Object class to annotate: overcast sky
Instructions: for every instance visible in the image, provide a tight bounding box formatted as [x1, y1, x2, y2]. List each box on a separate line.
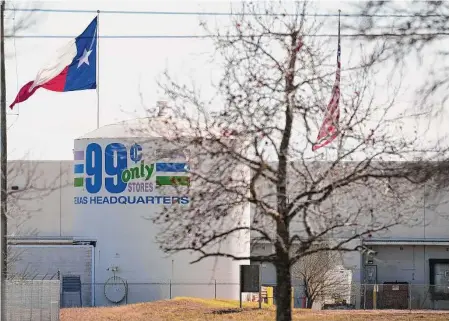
[3, 0, 445, 160]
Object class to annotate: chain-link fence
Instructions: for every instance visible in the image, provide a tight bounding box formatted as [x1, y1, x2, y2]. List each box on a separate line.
[3, 279, 440, 312]
[290, 283, 449, 310]
[360, 284, 449, 310]
[54, 281, 447, 310]
[6, 279, 60, 321]
[69, 282, 241, 307]
[4, 279, 449, 319]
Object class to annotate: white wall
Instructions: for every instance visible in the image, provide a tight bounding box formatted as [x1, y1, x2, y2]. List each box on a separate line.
[366, 245, 449, 309]
[10, 160, 448, 249]
[7, 153, 249, 303]
[8, 161, 73, 237]
[9, 157, 449, 307]
[250, 161, 449, 244]
[368, 245, 449, 284]
[71, 136, 249, 301]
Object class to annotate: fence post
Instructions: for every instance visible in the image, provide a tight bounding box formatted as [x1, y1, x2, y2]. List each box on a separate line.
[169, 280, 172, 299]
[363, 284, 366, 310]
[125, 281, 128, 304]
[214, 280, 217, 300]
[409, 284, 412, 311]
[58, 270, 62, 309]
[30, 279, 34, 319]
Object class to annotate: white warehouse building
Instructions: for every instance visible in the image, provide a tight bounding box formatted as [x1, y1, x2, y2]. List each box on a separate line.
[6, 116, 449, 310]
[7, 116, 250, 307]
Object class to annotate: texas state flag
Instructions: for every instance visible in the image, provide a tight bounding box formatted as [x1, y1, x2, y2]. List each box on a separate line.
[10, 17, 97, 109]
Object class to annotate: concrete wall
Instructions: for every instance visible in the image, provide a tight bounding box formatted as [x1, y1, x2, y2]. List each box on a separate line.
[6, 279, 60, 321]
[8, 245, 93, 307]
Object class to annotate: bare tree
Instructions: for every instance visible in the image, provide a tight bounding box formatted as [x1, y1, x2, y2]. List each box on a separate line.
[131, 2, 449, 321]
[346, 1, 449, 117]
[6, 200, 34, 279]
[291, 242, 350, 309]
[2, 1, 42, 60]
[4, 2, 40, 35]
[0, 1, 43, 277]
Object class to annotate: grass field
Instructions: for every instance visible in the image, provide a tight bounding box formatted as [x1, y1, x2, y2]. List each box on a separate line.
[60, 297, 449, 321]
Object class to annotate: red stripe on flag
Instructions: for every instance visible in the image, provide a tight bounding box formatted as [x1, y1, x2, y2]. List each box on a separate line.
[312, 38, 341, 151]
[41, 66, 69, 92]
[9, 66, 69, 109]
[9, 81, 42, 109]
[312, 81, 340, 151]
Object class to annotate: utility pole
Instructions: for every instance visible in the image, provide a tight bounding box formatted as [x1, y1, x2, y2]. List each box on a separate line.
[0, 1, 7, 319]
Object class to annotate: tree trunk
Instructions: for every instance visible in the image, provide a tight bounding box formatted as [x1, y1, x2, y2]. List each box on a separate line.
[275, 258, 292, 321]
[306, 297, 314, 309]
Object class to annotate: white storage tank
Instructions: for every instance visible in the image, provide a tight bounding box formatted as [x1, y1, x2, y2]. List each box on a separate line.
[72, 115, 250, 306]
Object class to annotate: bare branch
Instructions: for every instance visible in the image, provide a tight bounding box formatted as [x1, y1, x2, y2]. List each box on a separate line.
[132, 2, 449, 320]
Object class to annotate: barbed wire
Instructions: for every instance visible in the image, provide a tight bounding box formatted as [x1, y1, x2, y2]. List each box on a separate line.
[4, 32, 449, 39]
[4, 7, 449, 18]
[5, 7, 449, 39]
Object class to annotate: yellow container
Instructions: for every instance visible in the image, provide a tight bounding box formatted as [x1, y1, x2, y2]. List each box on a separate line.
[264, 286, 294, 308]
[267, 287, 274, 306]
[291, 287, 295, 309]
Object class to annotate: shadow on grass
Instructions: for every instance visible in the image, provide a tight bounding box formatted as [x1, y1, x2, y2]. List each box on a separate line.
[210, 308, 263, 315]
[211, 308, 243, 315]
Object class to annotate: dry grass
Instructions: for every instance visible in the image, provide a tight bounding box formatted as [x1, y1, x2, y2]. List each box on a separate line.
[60, 297, 449, 321]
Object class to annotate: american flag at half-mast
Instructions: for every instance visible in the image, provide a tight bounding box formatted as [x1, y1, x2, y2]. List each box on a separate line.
[312, 12, 341, 151]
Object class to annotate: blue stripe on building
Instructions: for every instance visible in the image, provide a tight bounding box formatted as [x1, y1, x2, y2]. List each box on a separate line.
[74, 164, 84, 174]
[156, 163, 187, 172]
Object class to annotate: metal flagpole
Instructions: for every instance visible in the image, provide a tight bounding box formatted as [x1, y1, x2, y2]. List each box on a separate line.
[96, 10, 100, 129]
[336, 9, 342, 158]
[0, 1, 7, 319]
[318, 9, 341, 159]
[326, 10, 341, 161]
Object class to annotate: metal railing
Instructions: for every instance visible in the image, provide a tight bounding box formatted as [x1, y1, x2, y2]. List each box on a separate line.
[71, 281, 241, 307]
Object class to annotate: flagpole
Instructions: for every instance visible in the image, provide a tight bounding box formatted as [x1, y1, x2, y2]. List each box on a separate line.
[326, 10, 341, 161]
[96, 10, 100, 129]
[338, 10, 341, 48]
[336, 9, 342, 158]
[0, 1, 7, 320]
[313, 9, 341, 155]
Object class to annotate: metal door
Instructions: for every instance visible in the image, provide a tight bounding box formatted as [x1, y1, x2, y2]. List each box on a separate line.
[364, 265, 377, 284]
[434, 263, 449, 294]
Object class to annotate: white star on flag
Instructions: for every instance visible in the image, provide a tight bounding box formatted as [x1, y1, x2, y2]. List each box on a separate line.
[77, 49, 92, 68]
